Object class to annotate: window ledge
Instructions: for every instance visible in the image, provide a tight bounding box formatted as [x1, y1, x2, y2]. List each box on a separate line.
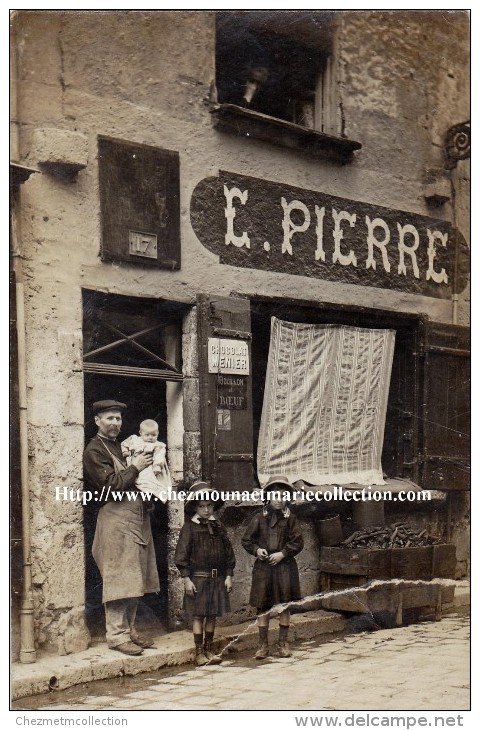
[211, 104, 362, 163]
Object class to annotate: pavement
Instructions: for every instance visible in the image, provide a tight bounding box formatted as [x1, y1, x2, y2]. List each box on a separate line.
[12, 579, 469, 704]
[13, 610, 470, 712]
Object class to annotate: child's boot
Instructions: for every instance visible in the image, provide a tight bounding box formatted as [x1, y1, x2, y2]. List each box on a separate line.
[255, 626, 269, 660]
[276, 625, 292, 658]
[203, 632, 222, 665]
[194, 633, 209, 667]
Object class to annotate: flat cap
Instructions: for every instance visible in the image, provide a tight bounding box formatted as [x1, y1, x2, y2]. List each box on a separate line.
[92, 400, 127, 415]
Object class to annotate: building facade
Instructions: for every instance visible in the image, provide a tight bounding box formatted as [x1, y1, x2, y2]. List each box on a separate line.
[10, 10, 470, 661]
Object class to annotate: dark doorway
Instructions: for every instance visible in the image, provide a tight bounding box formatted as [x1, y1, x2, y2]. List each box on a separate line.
[83, 374, 169, 638]
[82, 290, 187, 640]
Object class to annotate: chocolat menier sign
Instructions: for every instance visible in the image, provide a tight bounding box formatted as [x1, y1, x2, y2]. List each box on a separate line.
[190, 171, 468, 299]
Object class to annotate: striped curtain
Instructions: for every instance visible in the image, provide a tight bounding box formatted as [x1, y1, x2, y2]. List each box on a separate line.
[257, 318, 396, 486]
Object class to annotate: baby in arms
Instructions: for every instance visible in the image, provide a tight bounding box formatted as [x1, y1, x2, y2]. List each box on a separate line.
[121, 419, 172, 502]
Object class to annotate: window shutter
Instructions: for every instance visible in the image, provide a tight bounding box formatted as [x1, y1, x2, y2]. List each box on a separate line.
[197, 294, 255, 491]
[98, 136, 180, 269]
[420, 322, 470, 491]
[382, 327, 421, 483]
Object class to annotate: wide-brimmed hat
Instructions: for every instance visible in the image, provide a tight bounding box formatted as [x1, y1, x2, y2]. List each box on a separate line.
[261, 475, 297, 502]
[185, 480, 225, 508]
[92, 400, 127, 415]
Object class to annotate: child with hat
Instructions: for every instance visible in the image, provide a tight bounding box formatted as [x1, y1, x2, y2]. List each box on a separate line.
[174, 481, 235, 666]
[241, 475, 304, 659]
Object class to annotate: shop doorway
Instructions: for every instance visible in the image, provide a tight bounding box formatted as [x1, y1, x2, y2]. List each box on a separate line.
[82, 290, 186, 639]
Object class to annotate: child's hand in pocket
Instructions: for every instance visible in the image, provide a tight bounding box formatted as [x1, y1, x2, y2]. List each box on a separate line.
[184, 577, 197, 597]
[224, 575, 233, 593]
[268, 552, 284, 565]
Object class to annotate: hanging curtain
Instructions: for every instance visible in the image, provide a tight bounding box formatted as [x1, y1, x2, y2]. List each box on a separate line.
[257, 318, 396, 486]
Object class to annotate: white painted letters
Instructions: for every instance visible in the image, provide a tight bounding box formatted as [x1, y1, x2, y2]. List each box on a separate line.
[315, 205, 326, 262]
[426, 230, 448, 283]
[224, 185, 251, 248]
[365, 216, 391, 272]
[332, 208, 357, 267]
[217, 182, 453, 290]
[281, 198, 311, 255]
[397, 223, 420, 279]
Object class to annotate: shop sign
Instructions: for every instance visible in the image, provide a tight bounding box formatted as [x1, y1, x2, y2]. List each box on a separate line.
[208, 338, 250, 375]
[216, 374, 248, 410]
[190, 171, 469, 299]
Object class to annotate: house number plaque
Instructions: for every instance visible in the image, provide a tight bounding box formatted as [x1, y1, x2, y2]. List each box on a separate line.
[129, 230, 158, 259]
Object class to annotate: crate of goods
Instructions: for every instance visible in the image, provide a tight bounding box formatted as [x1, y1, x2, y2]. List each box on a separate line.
[320, 542, 456, 591]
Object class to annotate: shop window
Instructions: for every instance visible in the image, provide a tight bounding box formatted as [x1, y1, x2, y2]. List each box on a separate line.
[214, 12, 361, 159]
[196, 295, 469, 493]
[251, 301, 470, 492]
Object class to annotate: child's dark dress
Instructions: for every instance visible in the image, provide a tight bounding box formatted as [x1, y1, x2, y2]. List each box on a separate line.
[175, 515, 235, 618]
[242, 507, 304, 611]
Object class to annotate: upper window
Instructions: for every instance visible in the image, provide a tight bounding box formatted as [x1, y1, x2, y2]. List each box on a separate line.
[215, 10, 338, 135]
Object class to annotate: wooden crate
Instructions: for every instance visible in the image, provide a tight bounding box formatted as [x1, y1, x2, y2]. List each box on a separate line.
[321, 572, 367, 592]
[320, 543, 456, 586]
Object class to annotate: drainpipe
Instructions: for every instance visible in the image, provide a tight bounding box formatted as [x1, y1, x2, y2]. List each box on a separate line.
[450, 173, 459, 326]
[11, 193, 37, 663]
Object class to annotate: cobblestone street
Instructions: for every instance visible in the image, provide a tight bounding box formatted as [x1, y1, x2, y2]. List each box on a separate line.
[14, 612, 469, 712]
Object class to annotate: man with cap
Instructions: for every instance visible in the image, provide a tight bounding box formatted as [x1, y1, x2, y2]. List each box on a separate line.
[83, 400, 160, 656]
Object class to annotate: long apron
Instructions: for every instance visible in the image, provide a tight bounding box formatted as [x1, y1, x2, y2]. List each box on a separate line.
[92, 451, 160, 604]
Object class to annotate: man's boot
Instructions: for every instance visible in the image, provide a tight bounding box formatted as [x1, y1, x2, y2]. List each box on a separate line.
[255, 625, 269, 659]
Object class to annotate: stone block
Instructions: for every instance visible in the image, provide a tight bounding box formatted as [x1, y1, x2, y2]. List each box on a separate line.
[453, 582, 470, 607]
[16, 81, 64, 128]
[57, 328, 83, 373]
[291, 611, 346, 641]
[122, 653, 166, 676]
[167, 446, 183, 477]
[56, 607, 91, 655]
[91, 657, 125, 682]
[32, 127, 89, 169]
[424, 179, 451, 206]
[451, 524, 470, 563]
[55, 663, 94, 690]
[62, 374, 84, 426]
[33, 523, 86, 608]
[182, 306, 197, 335]
[182, 332, 198, 377]
[183, 431, 202, 481]
[182, 377, 200, 431]
[12, 667, 52, 700]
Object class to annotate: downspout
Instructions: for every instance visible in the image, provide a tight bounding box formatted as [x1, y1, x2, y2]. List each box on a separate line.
[11, 14, 36, 663]
[450, 172, 459, 325]
[11, 194, 37, 664]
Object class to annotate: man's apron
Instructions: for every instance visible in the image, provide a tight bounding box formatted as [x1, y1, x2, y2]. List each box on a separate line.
[92, 444, 160, 604]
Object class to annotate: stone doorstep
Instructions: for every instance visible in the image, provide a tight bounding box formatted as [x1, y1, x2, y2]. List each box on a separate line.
[11, 583, 469, 702]
[12, 609, 344, 702]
